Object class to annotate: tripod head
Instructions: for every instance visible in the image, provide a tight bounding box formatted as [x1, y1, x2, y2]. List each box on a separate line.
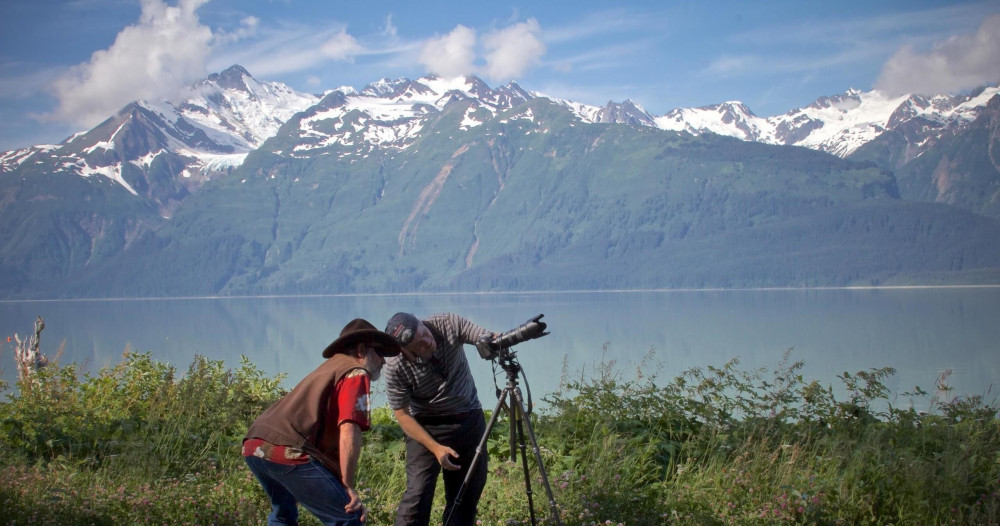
[494, 345, 523, 378]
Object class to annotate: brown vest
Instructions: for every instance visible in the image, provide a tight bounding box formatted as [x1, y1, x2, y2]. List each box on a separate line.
[245, 353, 366, 476]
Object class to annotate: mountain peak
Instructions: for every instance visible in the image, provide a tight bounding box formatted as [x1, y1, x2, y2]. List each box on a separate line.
[361, 77, 413, 97]
[716, 101, 754, 114]
[463, 75, 492, 96]
[206, 65, 253, 93]
[594, 99, 655, 126]
[486, 81, 533, 108]
[808, 90, 863, 112]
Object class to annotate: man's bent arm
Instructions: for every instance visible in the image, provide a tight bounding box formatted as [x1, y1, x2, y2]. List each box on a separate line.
[393, 407, 461, 470]
[340, 421, 364, 513]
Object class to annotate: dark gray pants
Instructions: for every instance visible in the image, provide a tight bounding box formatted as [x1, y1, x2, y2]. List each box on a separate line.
[394, 411, 488, 526]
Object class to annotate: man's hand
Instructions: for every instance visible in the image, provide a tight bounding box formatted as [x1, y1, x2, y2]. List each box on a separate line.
[475, 334, 498, 360]
[345, 487, 367, 522]
[340, 422, 366, 521]
[434, 445, 461, 470]
[394, 407, 462, 470]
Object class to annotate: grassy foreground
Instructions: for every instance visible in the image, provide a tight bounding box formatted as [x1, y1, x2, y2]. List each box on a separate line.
[0, 349, 997, 525]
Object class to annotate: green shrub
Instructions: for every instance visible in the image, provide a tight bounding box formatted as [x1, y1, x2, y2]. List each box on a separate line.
[2, 348, 998, 525]
[1, 350, 284, 477]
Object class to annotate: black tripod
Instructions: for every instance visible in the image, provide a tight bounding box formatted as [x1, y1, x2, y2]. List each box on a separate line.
[445, 348, 564, 526]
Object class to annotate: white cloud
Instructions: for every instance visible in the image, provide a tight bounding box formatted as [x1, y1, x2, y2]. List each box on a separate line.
[210, 25, 334, 77]
[482, 19, 545, 81]
[876, 14, 1000, 96]
[215, 16, 259, 45]
[49, 0, 213, 128]
[704, 55, 764, 77]
[382, 14, 398, 38]
[418, 25, 477, 78]
[321, 30, 363, 61]
[417, 20, 546, 81]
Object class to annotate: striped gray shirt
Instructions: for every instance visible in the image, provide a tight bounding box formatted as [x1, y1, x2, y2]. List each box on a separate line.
[384, 313, 492, 417]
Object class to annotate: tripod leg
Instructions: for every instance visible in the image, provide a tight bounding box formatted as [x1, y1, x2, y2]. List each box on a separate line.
[511, 398, 538, 525]
[511, 387, 564, 526]
[444, 388, 509, 526]
[508, 399, 517, 463]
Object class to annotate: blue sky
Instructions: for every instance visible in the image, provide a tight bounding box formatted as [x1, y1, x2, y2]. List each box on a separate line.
[1, 0, 998, 152]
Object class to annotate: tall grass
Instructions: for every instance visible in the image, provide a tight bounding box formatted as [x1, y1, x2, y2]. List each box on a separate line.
[1, 348, 997, 525]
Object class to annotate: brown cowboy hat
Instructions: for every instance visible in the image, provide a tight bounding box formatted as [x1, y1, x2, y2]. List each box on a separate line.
[322, 318, 402, 359]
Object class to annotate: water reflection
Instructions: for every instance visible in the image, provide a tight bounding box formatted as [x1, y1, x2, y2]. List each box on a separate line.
[2, 288, 998, 410]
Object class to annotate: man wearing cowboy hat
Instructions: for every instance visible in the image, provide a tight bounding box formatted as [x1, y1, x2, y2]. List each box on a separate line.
[243, 318, 402, 526]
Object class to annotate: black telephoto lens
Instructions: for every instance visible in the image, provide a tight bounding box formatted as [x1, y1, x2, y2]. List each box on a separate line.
[495, 314, 548, 349]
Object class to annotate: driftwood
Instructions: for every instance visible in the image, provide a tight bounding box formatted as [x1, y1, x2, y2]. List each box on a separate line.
[14, 316, 49, 383]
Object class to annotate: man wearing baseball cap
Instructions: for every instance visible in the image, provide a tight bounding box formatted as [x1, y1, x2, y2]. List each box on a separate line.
[383, 312, 498, 526]
[243, 318, 401, 525]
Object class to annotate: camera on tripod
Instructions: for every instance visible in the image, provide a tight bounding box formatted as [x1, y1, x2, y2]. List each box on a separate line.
[475, 314, 548, 360]
[447, 312, 563, 526]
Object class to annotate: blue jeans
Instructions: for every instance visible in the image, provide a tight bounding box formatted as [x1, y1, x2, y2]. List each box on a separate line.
[245, 455, 363, 526]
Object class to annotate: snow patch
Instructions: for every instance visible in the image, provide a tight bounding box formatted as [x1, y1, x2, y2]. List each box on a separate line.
[460, 107, 484, 129]
[78, 160, 138, 195]
[197, 153, 248, 171]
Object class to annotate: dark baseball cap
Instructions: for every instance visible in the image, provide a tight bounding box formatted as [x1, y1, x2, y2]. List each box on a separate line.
[385, 312, 420, 347]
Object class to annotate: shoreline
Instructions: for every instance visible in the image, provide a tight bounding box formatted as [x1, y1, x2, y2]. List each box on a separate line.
[4, 283, 1000, 303]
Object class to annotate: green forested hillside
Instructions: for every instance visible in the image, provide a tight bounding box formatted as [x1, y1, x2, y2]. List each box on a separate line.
[0, 168, 162, 296]
[37, 98, 999, 298]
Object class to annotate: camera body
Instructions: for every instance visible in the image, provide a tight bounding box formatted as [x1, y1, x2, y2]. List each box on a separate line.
[476, 314, 548, 359]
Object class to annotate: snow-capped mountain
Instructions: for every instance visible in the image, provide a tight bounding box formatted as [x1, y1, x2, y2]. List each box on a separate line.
[3, 64, 998, 209]
[271, 77, 679, 163]
[0, 65, 319, 215]
[655, 85, 1000, 161]
[286, 72, 997, 167]
[128, 64, 323, 167]
[269, 75, 542, 159]
[655, 101, 766, 142]
[4, 65, 1000, 299]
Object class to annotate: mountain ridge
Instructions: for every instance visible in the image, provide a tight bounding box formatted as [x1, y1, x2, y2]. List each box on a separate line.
[4, 65, 997, 200]
[2, 65, 999, 298]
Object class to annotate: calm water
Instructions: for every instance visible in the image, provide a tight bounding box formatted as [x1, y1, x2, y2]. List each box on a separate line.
[2, 288, 998, 410]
